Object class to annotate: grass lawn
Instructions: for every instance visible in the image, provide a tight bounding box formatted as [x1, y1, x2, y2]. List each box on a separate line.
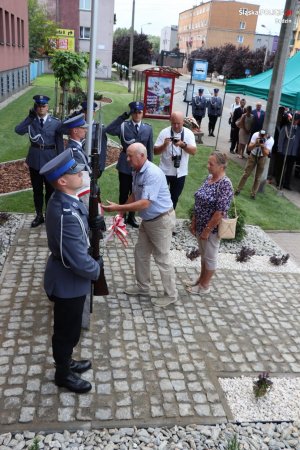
[1, 75, 300, 231]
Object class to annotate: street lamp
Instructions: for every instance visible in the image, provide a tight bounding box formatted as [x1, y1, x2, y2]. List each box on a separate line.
[141, 22, 152, 34]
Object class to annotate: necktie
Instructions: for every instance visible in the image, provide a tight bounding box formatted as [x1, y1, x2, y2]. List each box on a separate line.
[40, 118, 44, 128]
[135, 124, 139, 133]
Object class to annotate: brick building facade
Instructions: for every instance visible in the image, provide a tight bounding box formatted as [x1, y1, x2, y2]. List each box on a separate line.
[0, 0, 29, 102]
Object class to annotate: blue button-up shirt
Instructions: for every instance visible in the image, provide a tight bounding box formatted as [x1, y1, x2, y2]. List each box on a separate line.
[132, 160, 173, 220]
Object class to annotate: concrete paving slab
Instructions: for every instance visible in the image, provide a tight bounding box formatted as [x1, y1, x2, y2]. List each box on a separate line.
[0, 215, 300, 433]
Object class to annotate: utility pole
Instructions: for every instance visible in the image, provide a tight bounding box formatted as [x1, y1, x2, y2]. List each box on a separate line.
[128, 0, 135, 93]
[259, 0, 298, 192]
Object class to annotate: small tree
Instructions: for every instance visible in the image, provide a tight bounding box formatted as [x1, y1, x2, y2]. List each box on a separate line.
[28, 0, 58, 58]
[50, 51, 88, 118]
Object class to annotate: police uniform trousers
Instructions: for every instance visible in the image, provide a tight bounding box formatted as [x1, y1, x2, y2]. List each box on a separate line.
[166, 175, 186, 210]
[193, 115, 203, 128]
[237, 154, 266, 196]
[50, 295, 86, 365]
[118, 172, 133, 204]
[29, 167, 54, 213]
[208, 115, 218, 134]
[135, 210, 177, 298]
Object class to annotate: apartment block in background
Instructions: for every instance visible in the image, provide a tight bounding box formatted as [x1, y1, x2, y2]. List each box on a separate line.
[178, 0, 259, 58]
[39, 0, 114, 79]
[290, 5, 300, 55]
[160, 26, 178, 52]
[0, 0, 29, 102]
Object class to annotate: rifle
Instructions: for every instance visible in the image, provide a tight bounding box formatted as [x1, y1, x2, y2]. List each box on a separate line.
[89, 122, 109, 311]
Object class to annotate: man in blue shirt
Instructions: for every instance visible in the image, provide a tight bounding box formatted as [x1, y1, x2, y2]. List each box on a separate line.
[103, 143, 177, 308]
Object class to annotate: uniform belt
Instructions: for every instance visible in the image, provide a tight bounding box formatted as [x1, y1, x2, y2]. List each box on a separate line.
[144, 207, 174, 222]
[31, 143, 56, 149]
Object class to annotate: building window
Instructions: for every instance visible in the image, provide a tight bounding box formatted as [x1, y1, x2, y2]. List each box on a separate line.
[18, 70, 20, 87]
[80, 26, 90, 39]
[240, 21, 246, 30]
[21, 19, 24, 46]
[237, 35, 244, 44]
[1, 76, 3, 96]
[0, 9, 4, 44]
[79, 0, 91, 10]
[12, 73, 15, 90]
[5, 10, 10, 45]
[17, 17, 21, 46]
[7, 74, 10, 92]
[11, 14, 15, 45]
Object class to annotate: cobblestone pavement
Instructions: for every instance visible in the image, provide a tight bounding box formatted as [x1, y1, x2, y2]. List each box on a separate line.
[1, 214, 300, 433]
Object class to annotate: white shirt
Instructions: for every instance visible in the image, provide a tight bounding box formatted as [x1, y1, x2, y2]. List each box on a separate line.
[250, 132, 274, 157]
[154, 126, 196, 178]
[230, 103, 240, 115]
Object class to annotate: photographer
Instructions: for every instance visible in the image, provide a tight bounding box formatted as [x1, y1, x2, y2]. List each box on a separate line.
[235, 130, 274, 199]
[154, 111, 197, 209]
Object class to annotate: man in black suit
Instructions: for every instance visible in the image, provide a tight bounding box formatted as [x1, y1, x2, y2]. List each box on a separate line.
[251, 102, 265, 135]
[230, 98, 246, 153]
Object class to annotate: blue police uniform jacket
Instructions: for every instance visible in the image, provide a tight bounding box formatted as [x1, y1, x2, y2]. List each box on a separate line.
[44, 190, 100, 298]
[67, 138, 90, 171]
[15, 114, 64, 171]
[105, 115, 153, 175]
[207, 97, 222, 117]
[192, 96, 207, 117]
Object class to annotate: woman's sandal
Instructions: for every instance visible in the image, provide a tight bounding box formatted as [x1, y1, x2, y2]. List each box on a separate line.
[186, 284, 211, 295]
[183, 277, 199, 287]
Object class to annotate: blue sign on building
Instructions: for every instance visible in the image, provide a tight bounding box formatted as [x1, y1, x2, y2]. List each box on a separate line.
[192, 60, 208, 81]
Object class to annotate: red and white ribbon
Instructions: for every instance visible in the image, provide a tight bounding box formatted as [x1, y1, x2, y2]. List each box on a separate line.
[104, 214, 128, 247]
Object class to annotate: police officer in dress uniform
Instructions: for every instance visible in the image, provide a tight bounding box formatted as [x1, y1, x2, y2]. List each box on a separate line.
[15, 95, 64, 227]
[192, 88, 207, 129]
[61, 113, 91, 207]
[40, 149, 101, 393]
[207, 88, 223, 137]
[105, 101, 153, 228]
[80, 101, 108, 178]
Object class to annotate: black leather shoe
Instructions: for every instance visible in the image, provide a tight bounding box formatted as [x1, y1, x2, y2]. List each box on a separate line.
[55, 371, 92, 394]
[31, 214, 44, 228]
[70, 359, 92, 374]
[126, 215, 139, 228]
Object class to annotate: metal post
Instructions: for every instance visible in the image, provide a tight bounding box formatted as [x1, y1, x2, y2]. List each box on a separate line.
[128, 0, 135, 93]
[85, 0, 99, 158]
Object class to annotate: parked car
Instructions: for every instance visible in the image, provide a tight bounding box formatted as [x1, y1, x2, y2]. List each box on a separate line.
[183, 85, 211, 104]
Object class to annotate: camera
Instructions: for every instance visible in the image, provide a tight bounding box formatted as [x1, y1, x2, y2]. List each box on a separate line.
[258, 138, 266, 144]
[172, 154, 181, 168]
[171, 137, 180, 143]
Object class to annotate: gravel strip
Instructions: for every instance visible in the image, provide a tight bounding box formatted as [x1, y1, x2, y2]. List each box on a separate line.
[219, 376, 300, 423]
[1, 422, 300, 449]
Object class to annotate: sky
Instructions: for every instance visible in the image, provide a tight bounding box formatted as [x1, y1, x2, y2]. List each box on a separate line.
[113, 0, 287, 37]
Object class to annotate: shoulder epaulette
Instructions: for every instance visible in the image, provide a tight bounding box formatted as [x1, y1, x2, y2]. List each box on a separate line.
[62, 202, 72, 215]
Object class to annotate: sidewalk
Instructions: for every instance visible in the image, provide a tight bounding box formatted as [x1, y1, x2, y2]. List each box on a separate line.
[0, 214, 300, 433]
